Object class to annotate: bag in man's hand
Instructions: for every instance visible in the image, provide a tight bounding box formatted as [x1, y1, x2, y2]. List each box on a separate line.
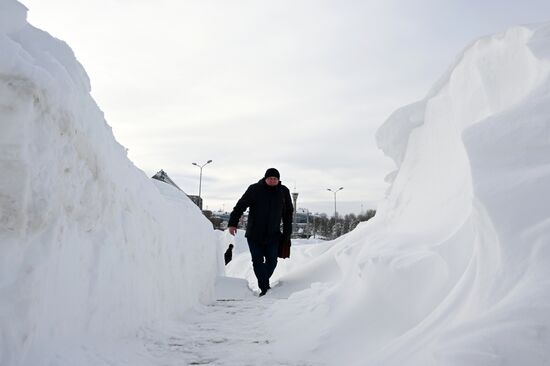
[278, 237, 291, 258]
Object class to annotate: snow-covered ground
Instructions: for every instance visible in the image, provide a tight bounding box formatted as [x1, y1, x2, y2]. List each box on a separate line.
[138, 277, 320, 366]
[2, 0, 550, 365]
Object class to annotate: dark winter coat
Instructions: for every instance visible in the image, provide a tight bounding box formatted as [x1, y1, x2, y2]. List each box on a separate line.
[228, 179, 293, 242]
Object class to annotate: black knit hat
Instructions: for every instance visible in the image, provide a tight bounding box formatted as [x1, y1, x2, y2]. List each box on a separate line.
[264, 168, 280, 179]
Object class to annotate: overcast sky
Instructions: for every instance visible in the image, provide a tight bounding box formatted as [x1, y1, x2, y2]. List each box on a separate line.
[21, 0, 550, 215]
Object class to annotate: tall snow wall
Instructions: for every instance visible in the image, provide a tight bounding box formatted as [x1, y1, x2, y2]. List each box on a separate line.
[0, 1, 219, 365]
[269, 23, 550, 366]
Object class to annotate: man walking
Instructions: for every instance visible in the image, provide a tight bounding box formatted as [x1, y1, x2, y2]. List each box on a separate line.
[228, 168, 293, 296]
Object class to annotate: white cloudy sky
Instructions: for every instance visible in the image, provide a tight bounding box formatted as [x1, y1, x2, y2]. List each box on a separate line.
[21, 0, 550, 215]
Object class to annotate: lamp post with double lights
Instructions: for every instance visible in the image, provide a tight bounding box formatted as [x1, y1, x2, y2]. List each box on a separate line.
[192, 159, 212, 209]
[327, 187, 344, 219]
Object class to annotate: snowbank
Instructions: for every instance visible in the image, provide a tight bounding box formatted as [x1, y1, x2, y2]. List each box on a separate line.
[0, 1, 219, 365]
[266, 23, 550, 365]
[226, 235, 341, 297]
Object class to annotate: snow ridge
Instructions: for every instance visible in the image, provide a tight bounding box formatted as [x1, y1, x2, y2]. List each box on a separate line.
[269, 23, 550, 366]
[0, 2, 219, 365]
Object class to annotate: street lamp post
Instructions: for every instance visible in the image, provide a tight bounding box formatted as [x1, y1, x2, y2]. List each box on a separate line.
[192, 159, 212, 209]
[291, 191, 299, 235]
[327, 187, 344, 219]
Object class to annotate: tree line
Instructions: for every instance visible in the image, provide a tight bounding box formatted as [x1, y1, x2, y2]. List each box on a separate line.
[203, 209, 376, 240]
[308, 209, 376, 239]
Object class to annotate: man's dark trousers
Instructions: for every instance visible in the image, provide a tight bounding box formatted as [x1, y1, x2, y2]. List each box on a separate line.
[247, 238, 279, 292]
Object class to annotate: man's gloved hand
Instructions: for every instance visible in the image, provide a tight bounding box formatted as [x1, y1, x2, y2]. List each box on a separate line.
[228, 226, 237, 236]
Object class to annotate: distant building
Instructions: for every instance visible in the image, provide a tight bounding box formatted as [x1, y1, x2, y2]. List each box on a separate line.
[187, 195, 203, 208]
[151, 169, 203, 208]
[207, 210, 247, 231]
[151, 169, 183, 191]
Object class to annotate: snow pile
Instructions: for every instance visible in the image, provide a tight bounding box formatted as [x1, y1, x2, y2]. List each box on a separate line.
[0, 1, 219, 365]
[265, 24, 550, 365]
[226, 235, 342, 296]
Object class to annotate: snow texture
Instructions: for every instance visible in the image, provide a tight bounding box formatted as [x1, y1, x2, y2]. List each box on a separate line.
[259, 23, 550, 366]
[0, 1, 220, 365]
[139, 277, 318, 366]
[2, 0, 550, 365]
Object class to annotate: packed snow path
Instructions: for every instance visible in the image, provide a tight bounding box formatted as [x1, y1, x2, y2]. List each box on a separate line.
[141, 278, 318, 366]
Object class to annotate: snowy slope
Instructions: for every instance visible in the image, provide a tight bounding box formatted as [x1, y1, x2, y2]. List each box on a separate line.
[265, 24, 550, 365]
[0, 1, 219, 365]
